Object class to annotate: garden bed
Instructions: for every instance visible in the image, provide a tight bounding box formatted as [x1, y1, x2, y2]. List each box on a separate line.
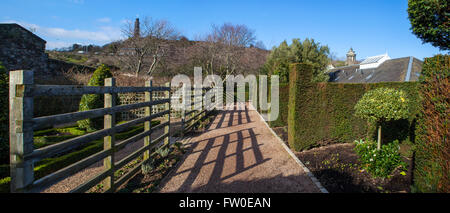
[296, 143, 413, 193]
[115, 143, 186, 193]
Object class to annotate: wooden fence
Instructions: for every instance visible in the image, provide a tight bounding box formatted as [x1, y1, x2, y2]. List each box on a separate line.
[9, 70, 215, 193]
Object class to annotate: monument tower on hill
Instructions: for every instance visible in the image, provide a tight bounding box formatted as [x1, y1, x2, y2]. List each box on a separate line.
[134, 18, 140, 38]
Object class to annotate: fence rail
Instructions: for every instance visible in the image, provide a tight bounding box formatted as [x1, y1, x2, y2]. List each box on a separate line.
[9, 70, 216, 193]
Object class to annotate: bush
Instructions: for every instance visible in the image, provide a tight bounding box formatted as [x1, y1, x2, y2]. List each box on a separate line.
[287, 63, 420, 151]
[77, 64, 113, 131]
[354, 139, 407, 178]
[413, 54, 449, 193]
[0, 62, 8, 165]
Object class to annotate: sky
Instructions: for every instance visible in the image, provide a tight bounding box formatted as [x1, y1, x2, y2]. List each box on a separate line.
[1, 0, 446, 60]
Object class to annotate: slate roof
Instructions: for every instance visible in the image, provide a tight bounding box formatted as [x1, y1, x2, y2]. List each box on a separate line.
[328, 57, 423, 83]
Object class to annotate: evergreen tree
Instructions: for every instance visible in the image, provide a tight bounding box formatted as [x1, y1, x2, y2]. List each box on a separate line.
[262, 38, 330, 83]
[408, 0, 449, 51]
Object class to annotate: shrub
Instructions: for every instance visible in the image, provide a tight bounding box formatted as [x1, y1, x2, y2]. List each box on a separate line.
[77, 64, 113, 131]
[413, 54, 449, 193]
[0, 62, 8, 165]
[355, 87, 411, 150]
[354, 139, 407, 178]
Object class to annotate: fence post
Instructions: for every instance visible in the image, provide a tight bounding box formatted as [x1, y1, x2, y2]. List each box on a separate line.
[164, 82, 171, 145]
[103, 78, 116, 192]
[144, 80, 152, 160]
[9, 70, 34, 193]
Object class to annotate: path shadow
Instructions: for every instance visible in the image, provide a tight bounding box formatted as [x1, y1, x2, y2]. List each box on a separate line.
[191, 174, 314, 193]
[214, 104, 252, 130]
[159, 127, 270, 192]
[158, 104, 275, 193]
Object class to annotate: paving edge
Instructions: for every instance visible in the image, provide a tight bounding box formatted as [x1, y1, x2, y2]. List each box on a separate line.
[253, 106, 329, 193]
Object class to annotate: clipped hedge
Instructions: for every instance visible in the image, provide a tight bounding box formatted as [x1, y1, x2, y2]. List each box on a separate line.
[0, 62, 8, 165]
[287, 63, 420, 151]
[268, 83, 289, 127]
[78, 64, 113, 131]
[413, 55, 449, 193]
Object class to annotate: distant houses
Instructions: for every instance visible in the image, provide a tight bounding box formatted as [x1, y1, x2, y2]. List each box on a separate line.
[328, 48, 423, 83]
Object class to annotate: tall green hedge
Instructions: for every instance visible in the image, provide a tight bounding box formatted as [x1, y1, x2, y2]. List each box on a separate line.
[0, 62, 8, 165]
[413, 55, 449, 193]
[77, 64, 113, 131]
[268, 83, 289, 128]
[287, 63, 420, 151]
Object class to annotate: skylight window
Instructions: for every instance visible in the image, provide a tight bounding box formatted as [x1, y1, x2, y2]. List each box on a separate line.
[348, 75, 354, 80]
[365, 74, 373, 80]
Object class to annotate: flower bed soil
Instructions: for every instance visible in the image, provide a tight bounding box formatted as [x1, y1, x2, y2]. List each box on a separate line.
[295, 143, 413, 193]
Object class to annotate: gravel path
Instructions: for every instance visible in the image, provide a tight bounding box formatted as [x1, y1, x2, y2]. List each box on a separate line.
[157, 103, 321, 193]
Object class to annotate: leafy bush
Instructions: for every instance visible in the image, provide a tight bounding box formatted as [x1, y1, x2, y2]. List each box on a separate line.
[355, 87, 411, 149]
[413, 54, 449, 193]
[354, 139, 407, 178]
[77, 64, 113, 131]
[0, 62, 8, 165]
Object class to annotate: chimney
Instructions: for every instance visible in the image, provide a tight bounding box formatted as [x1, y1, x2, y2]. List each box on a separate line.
[134, 18, 140, 38]
[346, 48, 356, 66]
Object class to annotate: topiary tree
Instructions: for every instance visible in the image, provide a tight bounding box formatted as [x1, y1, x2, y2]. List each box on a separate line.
[0, 62, 8, 164]
[77, 64, 113, 131]
[354, 87, 411, 150]
[407, 0, 449, 51]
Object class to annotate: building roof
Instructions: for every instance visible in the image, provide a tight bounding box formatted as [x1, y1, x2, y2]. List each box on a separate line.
[328, 56, 423, 83]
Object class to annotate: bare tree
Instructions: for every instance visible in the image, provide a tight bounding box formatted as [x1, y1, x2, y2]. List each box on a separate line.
[195, 23, 257, 81]
[119, 17, 180, 77]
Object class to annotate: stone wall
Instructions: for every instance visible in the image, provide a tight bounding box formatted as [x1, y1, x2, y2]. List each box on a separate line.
[0, 24, 51, 75]
[0, 23, 97, 77]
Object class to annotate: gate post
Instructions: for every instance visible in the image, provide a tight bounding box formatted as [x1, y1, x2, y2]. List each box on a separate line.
[103, 77, 116, 192]
[9, 70, 34, 193]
